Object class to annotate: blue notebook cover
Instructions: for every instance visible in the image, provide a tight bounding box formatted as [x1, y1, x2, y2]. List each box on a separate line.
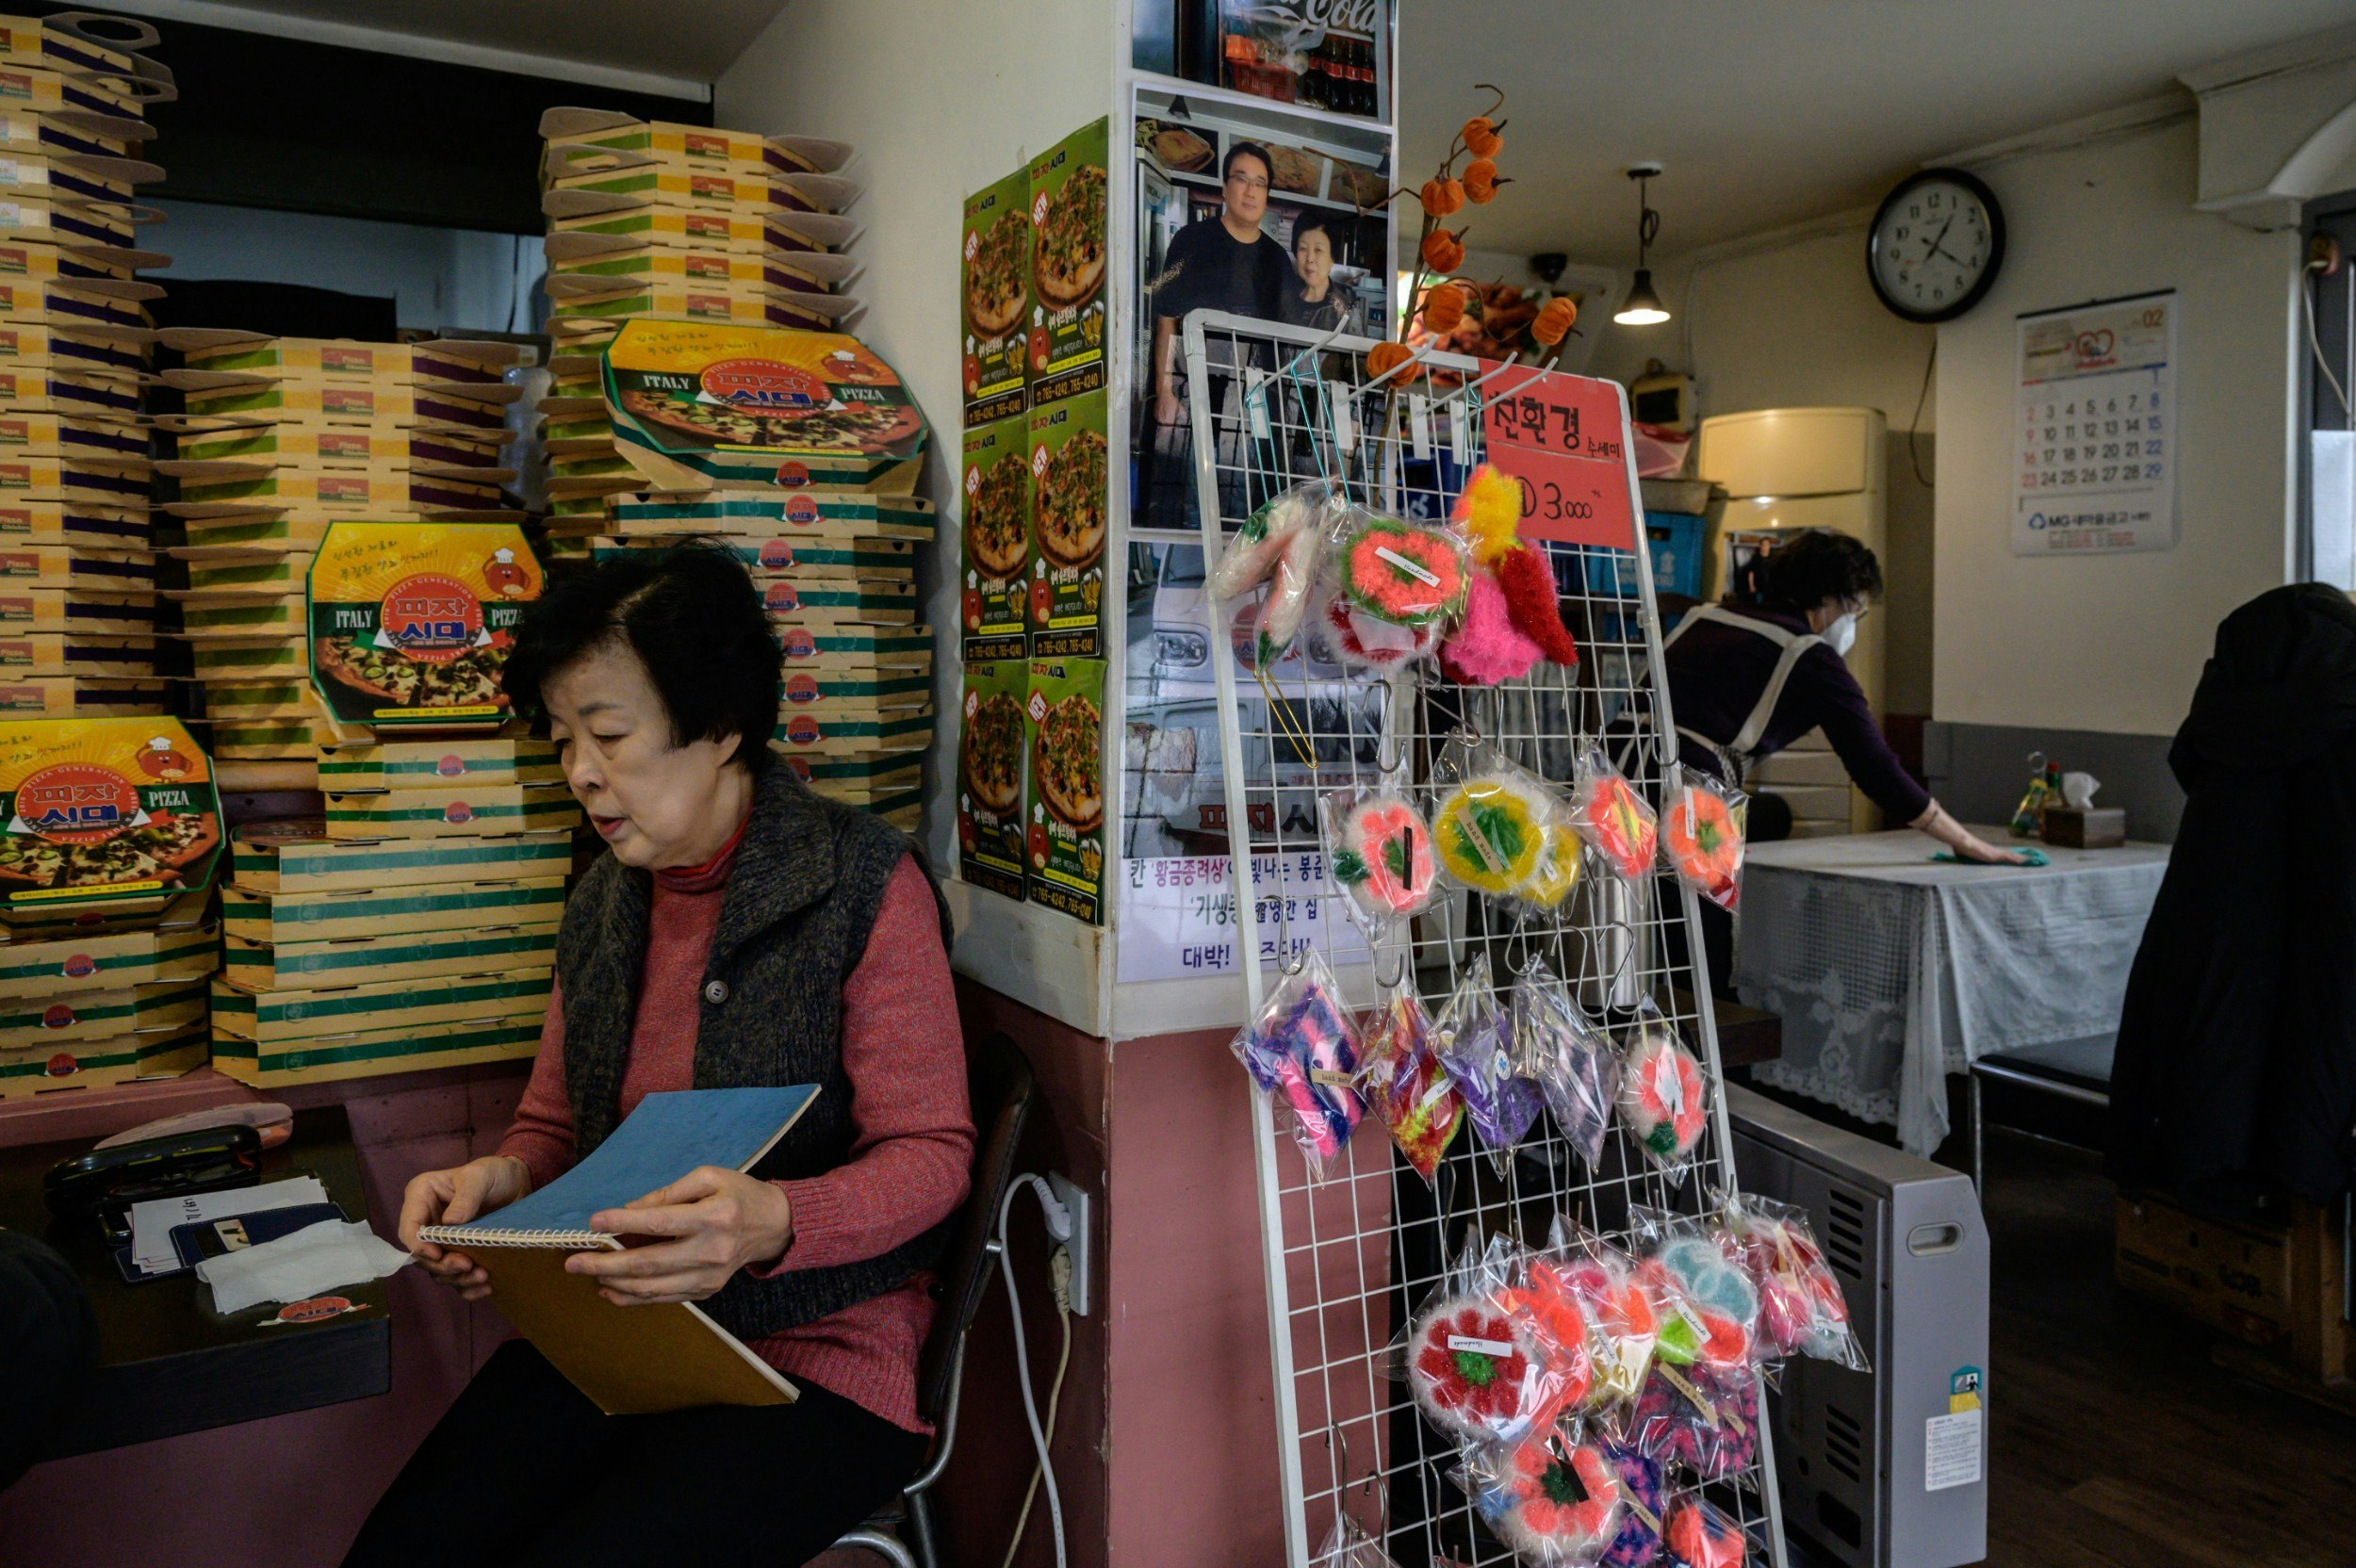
[426, 1086, 818, 1244]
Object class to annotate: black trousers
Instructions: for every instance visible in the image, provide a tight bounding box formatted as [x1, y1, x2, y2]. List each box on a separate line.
[341, 1339, 928, 1568]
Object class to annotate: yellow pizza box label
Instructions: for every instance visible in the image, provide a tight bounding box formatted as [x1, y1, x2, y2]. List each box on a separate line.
[0, 714, 220, 916]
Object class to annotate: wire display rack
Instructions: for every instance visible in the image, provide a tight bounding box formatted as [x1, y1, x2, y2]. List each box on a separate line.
[1176, 310, 1789, 1568]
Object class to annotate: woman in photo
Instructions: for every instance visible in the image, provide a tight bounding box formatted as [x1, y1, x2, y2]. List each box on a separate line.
[1278, 215, 1355, 336]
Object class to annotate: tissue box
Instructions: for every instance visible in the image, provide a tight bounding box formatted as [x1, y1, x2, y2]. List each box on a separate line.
[2041, 806, 2125, 849]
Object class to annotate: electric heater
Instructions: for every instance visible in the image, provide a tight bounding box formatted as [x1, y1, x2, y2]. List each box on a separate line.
[1727, 1085, 1990, 1568]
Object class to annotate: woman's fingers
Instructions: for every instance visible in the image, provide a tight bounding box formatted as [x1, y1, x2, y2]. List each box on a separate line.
[614, 1165, 728, 1217]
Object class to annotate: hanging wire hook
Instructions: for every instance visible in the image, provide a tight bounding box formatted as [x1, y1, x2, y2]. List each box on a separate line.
[1374, 944, 1409, 991]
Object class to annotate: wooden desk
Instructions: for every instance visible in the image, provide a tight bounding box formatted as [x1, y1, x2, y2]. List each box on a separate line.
[0, 1103, 391, 1457]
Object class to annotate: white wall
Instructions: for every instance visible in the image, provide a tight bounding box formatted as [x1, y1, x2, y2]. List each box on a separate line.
[153, 200, 539, 334]
[1934, 115, 2298, 735]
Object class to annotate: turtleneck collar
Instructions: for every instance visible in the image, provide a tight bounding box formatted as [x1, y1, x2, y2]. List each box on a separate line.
[653, 810, 749, 894]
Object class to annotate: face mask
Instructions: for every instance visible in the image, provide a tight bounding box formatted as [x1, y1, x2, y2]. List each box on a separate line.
[1824, 612, 1857, 657]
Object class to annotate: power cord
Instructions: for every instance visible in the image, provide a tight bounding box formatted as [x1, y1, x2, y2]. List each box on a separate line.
[1000, 1247, 1072, 1568]
[996, 1175, 1072, 1568]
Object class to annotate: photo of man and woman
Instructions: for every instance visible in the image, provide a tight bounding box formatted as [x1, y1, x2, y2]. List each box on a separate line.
[1132, 96, 1392, 533]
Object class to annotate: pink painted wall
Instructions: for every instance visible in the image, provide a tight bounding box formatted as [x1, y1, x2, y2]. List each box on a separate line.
[0, 1063, 527, 1568]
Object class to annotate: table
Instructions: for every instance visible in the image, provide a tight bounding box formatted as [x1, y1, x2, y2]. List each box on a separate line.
[0, 1103, 391, 1457]
[1731, 827, 2168, 1157]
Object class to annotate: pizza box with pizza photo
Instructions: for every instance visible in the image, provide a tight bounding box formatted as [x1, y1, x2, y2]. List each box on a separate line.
[1027, 118, 1107, 406]
[962, 167, 1030, 427]
[224, 874, 567, 948]
[957, 659, 1027, 904]
[0, 499, 151, 547]
[606, 487, 932, 543]
[229, 819, 572, 896]
[599, 320, 929, 495]
[1027, 388, 1106, 659]
[768, 705, 933, 760]
[305, 520, 543, 735]
[961, 412, 1028, 658]
[0, 677, 170, 718]
[1024, 657, 1106, 923]
[0, 715, 223, 928]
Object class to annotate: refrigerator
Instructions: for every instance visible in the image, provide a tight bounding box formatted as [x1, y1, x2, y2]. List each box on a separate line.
[1694, 407, 1889, 836]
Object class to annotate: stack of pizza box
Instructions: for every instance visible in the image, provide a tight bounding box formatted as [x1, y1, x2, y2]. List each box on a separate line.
[206, 519, 577, 1088]
[597, 488, 932, 828]
[534, 109, 863, 550]
[153, 334, 523, 763]
[0, 13, 179, 720]
[0, 716, 221, 1098]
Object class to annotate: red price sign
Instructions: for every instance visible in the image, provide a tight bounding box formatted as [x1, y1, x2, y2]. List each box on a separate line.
[1479, 365, 1637, 550]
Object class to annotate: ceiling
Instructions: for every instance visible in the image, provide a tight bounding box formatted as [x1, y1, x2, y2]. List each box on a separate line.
[101, 0, 791, 87]
[1399, 0, 2356, 264]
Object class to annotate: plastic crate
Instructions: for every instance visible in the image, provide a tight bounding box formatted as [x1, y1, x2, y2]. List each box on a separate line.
[1574, 509, 1705, 598]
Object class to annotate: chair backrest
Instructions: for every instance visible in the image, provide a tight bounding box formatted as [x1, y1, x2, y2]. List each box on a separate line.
[916, 1030, 1036, 1423]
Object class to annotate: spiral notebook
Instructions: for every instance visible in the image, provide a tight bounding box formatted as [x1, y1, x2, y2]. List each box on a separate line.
[419, 1085, 819, 1414]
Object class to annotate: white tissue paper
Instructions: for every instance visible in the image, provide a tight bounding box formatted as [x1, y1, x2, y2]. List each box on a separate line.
[2060, 772, 2100, 809]
[195, 1217, 412, 1315]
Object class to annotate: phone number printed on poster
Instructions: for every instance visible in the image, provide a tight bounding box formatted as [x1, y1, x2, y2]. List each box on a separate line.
[2011, 291, 2177, 556]
[1478, 365, 1637, 551]
[1116, 852, 1368, 983]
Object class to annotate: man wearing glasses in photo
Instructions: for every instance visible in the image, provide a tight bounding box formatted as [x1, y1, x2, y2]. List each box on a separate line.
[1149, 140, 1293, 432]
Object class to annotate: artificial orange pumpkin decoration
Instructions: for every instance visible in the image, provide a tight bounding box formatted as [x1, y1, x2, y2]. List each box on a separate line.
[1421, 228, 1466, 274]
[1531, 295, 1579, 347]
[1463, 158, 1502, 204]
[1462, 116, 1504, 160]
[1365, 341, 1415, 382]
[1422, 282, 1468, 335]
[1420, 176, 1464, 218]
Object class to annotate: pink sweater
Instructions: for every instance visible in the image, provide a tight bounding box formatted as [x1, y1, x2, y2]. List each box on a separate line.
[498, 843, 973, 1433]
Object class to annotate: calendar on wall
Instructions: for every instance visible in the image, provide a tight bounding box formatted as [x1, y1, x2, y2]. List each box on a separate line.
[2011, 288, 2178, 555]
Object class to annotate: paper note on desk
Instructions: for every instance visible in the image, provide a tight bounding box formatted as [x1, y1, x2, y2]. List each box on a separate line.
[129, 1176, 329, 1276]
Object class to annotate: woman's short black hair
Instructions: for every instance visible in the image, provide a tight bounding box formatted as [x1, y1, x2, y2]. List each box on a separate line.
[502, 542, 778, 769]
[1223, 140, 1273, 187]
[1291, 215, 1337, 255]
[1762, 529, 1884, 612]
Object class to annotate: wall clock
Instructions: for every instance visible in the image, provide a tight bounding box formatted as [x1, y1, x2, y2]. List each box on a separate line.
[1867, 168, 2004, 323]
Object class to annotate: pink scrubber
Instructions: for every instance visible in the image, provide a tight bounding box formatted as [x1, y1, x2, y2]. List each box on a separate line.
[1497, 545, 1579, 666]
[1439, 571, 1541, 685]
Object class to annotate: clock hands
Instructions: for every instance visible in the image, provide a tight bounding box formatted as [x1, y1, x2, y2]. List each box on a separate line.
[1922, 213, 1960, 267]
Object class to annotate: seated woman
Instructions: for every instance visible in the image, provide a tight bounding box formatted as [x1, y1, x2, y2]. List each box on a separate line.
[345, 545, 973, 1568]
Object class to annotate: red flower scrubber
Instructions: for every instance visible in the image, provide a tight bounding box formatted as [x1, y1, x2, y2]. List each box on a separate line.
[1497, 544, 1579, 666]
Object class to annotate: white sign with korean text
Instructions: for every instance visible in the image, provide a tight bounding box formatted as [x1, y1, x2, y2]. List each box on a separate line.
[2011, 290, 2178, 555]
[1115, 851, 1368, 983]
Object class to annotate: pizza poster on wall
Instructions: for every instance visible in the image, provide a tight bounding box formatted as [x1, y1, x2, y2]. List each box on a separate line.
[961, 168, 1031, 427]
[957, 659, 1026, 904]
[1026, 656, 1105, 923]
[307, 522, 541, 732]
[1028, 388, 1106, 658]
[960, 414, 1030, 661]
[1027, 118, 1108, 406]
[0, 715, 222, 917]
[2011, 289, 2178, 556]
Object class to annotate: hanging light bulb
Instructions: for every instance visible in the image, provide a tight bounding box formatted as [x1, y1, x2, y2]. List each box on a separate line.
[1614, 163, 1671, 326]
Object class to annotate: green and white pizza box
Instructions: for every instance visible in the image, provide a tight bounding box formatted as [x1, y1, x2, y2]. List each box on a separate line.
[609, 487, 933, 542]
[210, 1012, 543, 1089]
[757, 578, 916, 627]
[0, 975, 205, 1050]
[321, 784, 581, 841]
[209, 966, 552, 1045]
[768, 706, 933, 759]
[317, 735, 560, 792]
[224, 921, 557, 992]
[230, 821, 573, 895]
[224, 875, 567, 946]
[776, 669, 931, 713]
[0, 912, 218, 1000]
[774, 623, 931, 671]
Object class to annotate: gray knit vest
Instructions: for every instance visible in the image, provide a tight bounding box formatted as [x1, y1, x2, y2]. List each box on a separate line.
[555, 763, 956, 1342]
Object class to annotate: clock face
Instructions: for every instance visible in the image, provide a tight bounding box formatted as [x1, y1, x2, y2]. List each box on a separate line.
[1868, 170, 2004, 323]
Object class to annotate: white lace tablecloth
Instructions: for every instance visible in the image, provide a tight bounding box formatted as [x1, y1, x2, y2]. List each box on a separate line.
[1732, 827, 2169, 1155]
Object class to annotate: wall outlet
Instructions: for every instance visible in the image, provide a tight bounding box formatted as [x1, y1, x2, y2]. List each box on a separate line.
[1047, 1171, 1091, 1316]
